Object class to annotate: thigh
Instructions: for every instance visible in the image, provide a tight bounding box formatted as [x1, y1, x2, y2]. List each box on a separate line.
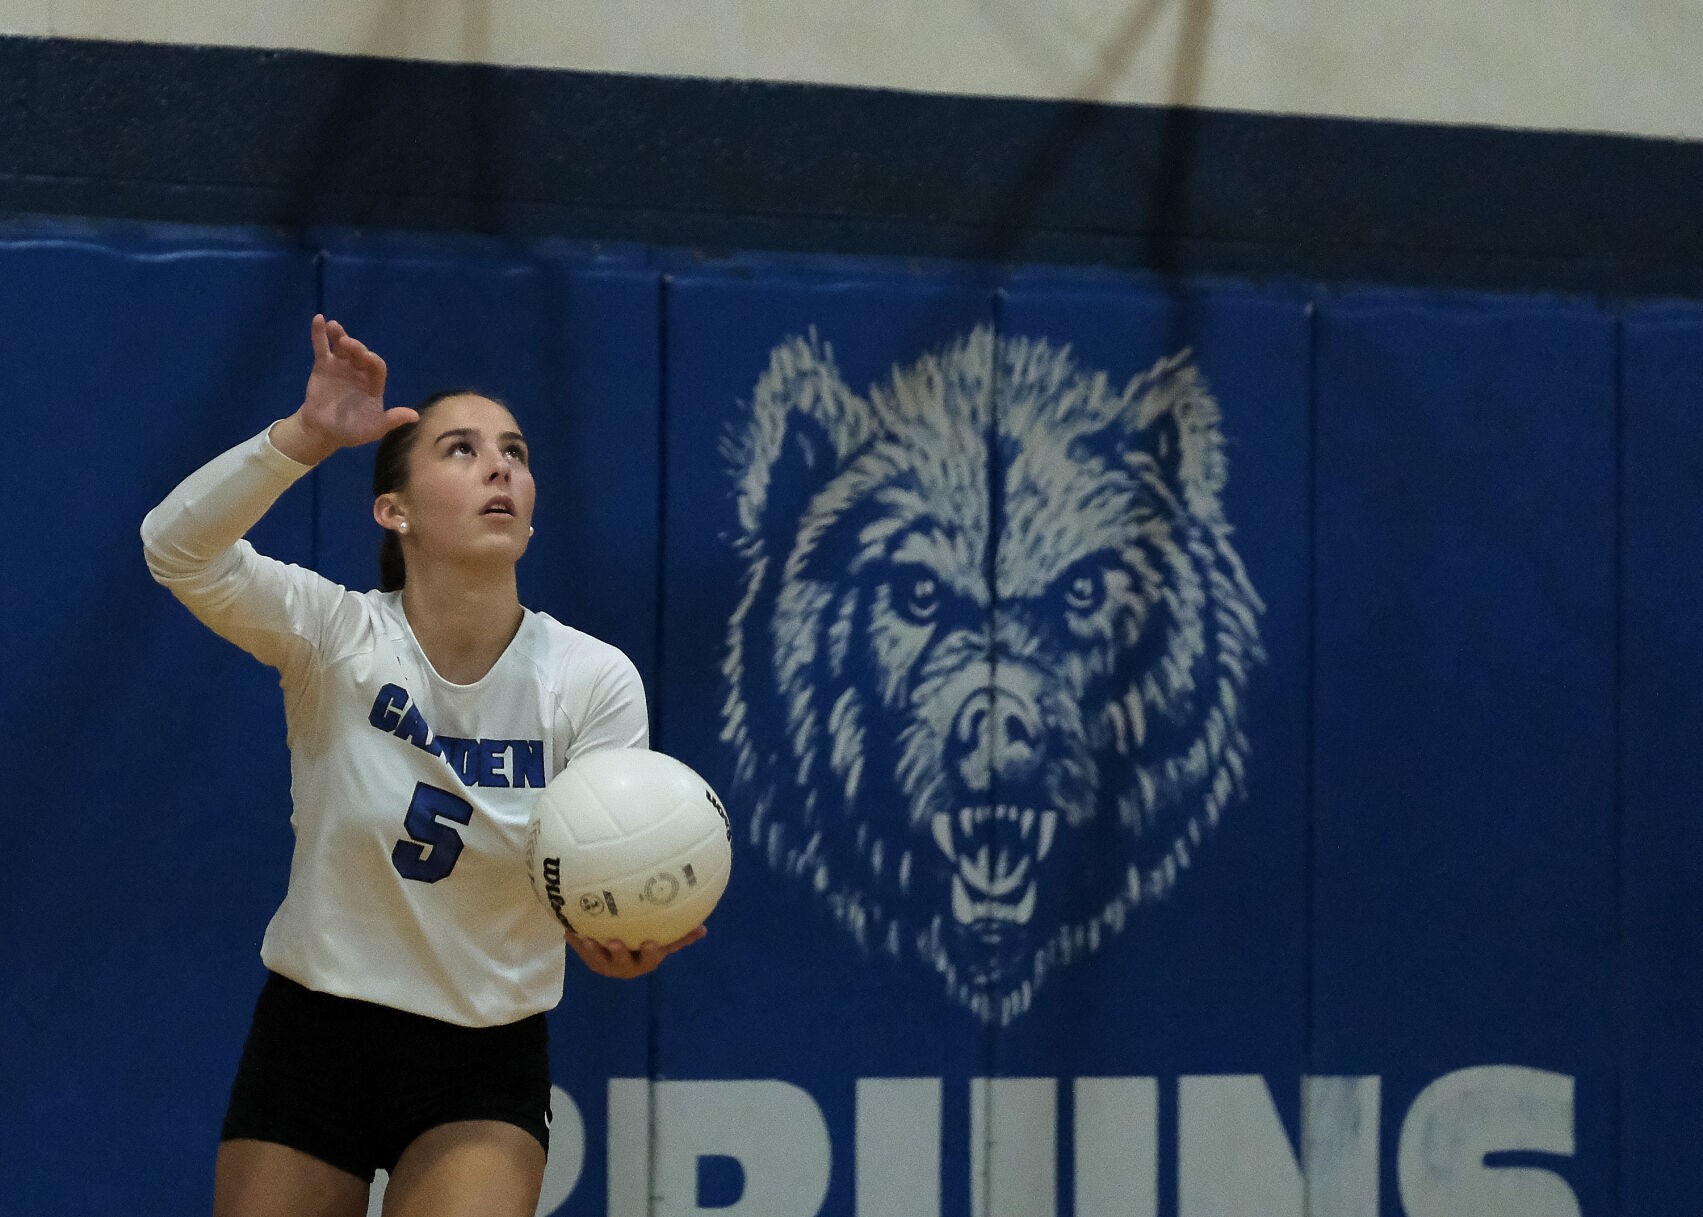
[380, 1120, 547, 1217]
[214, 1138, 370, 1217]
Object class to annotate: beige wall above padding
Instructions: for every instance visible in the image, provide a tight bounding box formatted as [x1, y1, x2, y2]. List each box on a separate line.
[3, 0, 1697, 141]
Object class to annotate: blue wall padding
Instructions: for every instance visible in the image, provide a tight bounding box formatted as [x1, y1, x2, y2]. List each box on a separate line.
[990, 280, 1314, 1081]
[1620, 302, 1703, 1217]
[1312, 294, 1618, 1211]
[0, 237, 318, 1210]
[0, 224, 1684, 1217]
[656, 269, 1000, 1217]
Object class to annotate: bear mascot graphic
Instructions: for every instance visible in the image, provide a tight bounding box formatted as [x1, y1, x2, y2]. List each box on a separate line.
[720, 325, 1264, 1024]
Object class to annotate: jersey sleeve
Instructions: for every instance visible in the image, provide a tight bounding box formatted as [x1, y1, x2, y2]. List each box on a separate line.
[566, 649, 651, 760]
[140, 426, 347, 677]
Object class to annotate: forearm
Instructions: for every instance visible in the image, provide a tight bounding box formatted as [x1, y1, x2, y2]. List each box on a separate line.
[141, 426, 314, 581]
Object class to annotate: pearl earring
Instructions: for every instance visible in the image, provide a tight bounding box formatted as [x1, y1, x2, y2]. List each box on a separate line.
[398, 521, 408, 534]
[528, 526, 535, 536]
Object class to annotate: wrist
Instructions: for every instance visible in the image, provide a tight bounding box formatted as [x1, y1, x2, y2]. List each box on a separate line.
[269, 413, 339, 467]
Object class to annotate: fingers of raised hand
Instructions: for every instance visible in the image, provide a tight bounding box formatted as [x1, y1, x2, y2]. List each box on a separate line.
[335, 334, 386, 393]
[380, 406, 420, 435]
[361, 348, 389, 396]
[312, 316, 388, 396]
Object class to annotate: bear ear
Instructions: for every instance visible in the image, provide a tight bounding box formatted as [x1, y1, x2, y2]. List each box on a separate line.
[1064, 359, 1186, 485]
[1142, 409, 1185, 486]
[727, 330, 874, 544]
[1127, 349, 1229, 512]
[752, 409, 837, 550]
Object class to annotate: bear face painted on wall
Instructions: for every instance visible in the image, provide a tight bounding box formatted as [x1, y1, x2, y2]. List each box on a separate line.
[721, 325, 1265, 1024]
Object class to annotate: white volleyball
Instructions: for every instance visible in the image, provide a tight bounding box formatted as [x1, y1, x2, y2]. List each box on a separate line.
[526, 747, 731, 949]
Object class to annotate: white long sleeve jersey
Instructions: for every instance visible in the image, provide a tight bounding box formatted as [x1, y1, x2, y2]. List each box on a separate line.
[141, 427, 648, 1027]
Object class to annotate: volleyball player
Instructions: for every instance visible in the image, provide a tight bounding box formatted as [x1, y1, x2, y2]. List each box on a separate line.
[142, 315, 703, 1217]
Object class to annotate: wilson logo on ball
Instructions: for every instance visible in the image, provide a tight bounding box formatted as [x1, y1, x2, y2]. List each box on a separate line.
[541, 856, 568, 927]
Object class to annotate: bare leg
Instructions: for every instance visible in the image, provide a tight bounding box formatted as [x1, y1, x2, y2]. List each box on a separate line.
[214, 1139, 370, 1217]
[380, 1120, 546, 1217]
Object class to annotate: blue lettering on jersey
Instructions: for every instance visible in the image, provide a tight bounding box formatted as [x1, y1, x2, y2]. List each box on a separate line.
[369, 684, 407, 732]
[368, 684, 546, 789]
[512, 740, 545, 789]
[395, 703, 431, 749]
[479, 738, 509, 787]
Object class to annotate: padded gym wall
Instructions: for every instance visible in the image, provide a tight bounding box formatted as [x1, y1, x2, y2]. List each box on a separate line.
[3, 224, 1696, 1216]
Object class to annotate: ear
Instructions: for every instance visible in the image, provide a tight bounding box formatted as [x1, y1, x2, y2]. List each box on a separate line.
[727, 329, 876, 546]
[373, 492, 406, 533]
[1140, 409, 1185, 487]
[1126, 350, 1229, 511]
[755, 409, 838, 549]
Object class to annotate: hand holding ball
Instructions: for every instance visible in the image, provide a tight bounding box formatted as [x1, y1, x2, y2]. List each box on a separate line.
[527, 748, 731, 950]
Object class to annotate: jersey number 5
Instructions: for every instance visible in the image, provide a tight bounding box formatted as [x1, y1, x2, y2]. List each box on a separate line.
[392, 781, 474, 883]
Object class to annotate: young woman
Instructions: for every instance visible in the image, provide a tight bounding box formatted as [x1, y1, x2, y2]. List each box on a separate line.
[142, 316, 703, 1217]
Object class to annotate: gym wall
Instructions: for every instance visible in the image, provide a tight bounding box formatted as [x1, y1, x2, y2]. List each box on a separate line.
[1, 13, 1700, 1217]
[0, 0, 1698, 138]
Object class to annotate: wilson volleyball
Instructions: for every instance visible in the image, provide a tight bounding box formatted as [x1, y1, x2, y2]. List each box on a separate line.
[526, 747, 732, 948]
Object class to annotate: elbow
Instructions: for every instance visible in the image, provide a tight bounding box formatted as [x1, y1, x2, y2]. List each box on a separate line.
[140, 507, 187, 585]
[140, 509, 165, 580]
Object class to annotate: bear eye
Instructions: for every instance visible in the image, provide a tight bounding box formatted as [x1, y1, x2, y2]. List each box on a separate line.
[1062, 568, 1105, 615]
[893, 567, 941, 625]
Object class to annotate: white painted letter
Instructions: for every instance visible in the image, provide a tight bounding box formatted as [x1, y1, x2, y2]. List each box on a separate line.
[1301, 1076, 1380, 1217]
[1179, 1076, 1303, 1217]
[649, 1079, 831, 1217]
[1397, 1066, 1581, 1217]
[857, 1078, 941, 1217]
[607, 1078, 651, 1217]
[1073, 1077, 1158, 1217]
[971, 1077, 1057, 1217]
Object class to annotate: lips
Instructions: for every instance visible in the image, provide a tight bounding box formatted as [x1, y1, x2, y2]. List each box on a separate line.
[481, 495, 516, 517]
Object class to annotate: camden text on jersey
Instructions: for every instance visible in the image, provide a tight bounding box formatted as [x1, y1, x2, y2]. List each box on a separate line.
[368, 683, 546, 788]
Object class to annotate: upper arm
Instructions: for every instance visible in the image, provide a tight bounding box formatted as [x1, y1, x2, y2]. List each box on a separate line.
[150, 538, 350, 678]
[566, 650, 651, 759]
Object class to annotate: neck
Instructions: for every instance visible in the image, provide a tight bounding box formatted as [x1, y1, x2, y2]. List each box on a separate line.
[399, 562, 525, 685]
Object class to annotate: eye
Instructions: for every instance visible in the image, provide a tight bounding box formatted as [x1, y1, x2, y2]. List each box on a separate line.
[449, 439, 475, 457]
[1061, 567, 1106, 615]
[892, 567, 941, 625]
[505, 443, 529, 464]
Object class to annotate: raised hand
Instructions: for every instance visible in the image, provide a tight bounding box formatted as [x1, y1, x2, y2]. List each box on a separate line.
[271, 315, 417, 465]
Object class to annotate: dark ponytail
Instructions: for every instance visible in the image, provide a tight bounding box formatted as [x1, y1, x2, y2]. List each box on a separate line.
[373, 388, 503, 591]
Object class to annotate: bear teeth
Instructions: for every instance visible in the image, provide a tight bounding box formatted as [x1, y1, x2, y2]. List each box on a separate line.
[958, 847, 1031, 899]
[932, 813, 955, 861]
[951, 875, 1038, 925]
[1038, 811, 1058, 859]
[934, 807, 1060, 862]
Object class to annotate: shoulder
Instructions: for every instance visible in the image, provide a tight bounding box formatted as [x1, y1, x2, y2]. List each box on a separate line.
[521, 610, 643, 692]
[321, 585, 406, 652]
[523, 611, 650, 752]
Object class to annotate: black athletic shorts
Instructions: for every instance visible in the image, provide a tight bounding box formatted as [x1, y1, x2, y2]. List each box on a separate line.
[220, 971, 551, 1181]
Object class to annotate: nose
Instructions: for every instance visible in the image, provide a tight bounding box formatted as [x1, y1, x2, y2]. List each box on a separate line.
[487, 452, 512, 482]
[951, 684, 1045, 793]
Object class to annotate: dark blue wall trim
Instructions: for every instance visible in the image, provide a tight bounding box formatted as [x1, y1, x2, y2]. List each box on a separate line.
[3, 34, 1701, 297]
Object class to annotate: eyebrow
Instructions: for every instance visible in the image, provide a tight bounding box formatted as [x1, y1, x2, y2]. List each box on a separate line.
[433, 427, 528, 446]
